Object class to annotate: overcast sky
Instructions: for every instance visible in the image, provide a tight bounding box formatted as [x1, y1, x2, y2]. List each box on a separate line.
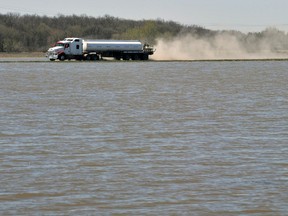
[1, 0, 288, 32]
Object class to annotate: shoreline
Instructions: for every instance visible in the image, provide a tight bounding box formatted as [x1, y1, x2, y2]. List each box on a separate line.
[1, 52, 288, 62]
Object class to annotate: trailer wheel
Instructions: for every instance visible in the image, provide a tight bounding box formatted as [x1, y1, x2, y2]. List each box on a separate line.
[132, 54, 139, 61]
[123, 54, 130, 61]
[114, 54, 121, 60]
[141, 54, 149, 60]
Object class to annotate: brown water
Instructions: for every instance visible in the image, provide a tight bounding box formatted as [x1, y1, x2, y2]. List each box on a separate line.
[0, 61, 288, 215]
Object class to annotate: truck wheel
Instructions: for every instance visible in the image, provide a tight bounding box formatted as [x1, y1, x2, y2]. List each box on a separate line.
[86, 55, 91, 61]
[91, 55, 99, 61]
[59, 54, 66, 61]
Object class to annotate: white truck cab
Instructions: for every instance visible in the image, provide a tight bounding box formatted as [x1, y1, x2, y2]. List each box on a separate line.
[46, 38, 83, 61]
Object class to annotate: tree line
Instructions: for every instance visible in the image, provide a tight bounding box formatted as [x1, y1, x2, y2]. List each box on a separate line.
[0, 13, 288, 53]
[0, 13, 209, 52]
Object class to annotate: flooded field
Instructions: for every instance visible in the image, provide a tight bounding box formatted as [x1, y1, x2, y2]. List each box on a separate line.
[0, 60, 287, 215]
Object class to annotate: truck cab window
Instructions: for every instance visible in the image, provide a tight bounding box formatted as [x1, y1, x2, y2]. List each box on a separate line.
[65, 44, 69, 48]
[76, 45, 80, 49]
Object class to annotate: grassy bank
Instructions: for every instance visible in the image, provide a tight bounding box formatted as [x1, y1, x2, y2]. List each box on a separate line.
[0, 52, 45, 58]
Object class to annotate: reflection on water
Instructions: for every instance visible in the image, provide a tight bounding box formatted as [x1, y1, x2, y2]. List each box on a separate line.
[0, 61, 288, 215]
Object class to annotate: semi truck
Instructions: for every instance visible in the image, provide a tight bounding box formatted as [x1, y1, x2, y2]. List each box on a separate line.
[46, 38, 155, 61]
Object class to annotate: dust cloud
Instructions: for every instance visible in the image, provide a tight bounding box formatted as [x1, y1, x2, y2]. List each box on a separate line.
[152, 30, 288, 60]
